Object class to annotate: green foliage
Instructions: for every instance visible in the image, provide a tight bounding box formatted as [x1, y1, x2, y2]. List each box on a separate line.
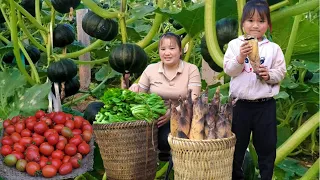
[0, 69, 51, 119]
[275, 158, 308, 179]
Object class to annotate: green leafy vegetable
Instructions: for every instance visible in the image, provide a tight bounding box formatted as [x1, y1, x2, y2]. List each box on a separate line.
[95, 88, 167, 124]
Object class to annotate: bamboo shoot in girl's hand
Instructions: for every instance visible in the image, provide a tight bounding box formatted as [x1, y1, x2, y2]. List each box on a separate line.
[189, 95, 207, 140]
[177, 97, 189, 139]
[245, 35, 260, 77]
[170, 100, 179, 137]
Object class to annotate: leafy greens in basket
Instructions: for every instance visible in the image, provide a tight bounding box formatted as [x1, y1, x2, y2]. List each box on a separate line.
[95, 88, 167, 123]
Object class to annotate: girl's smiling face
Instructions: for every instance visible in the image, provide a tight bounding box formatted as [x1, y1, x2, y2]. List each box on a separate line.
[159, 37, 182, 67]
[242, 10, 269, 41]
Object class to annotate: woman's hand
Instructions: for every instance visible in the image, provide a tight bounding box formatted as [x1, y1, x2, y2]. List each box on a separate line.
[157, 109, 171, 128]
[238, 41, 252, 64]
[129, 83, 140, 92]
[258, 65, 270, 81]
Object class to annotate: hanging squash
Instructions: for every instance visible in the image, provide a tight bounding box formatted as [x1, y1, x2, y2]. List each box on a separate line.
[51, 77, 80, 98]
[201, 18, 238, 72]
[109, 43, 148, 74]
[47, 59, 77, 83]
[51, 0, 80, 14]
[82, 11, 118, 41]
[53, 24, 75, 47]
[21, 0, 43, 17]
[25, 45, 41, 65]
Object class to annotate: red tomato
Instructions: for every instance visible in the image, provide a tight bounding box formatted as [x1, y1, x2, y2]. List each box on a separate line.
[13, 142, 25, 153]
[53, 112, 67, 125]
[69, 135, 83, 147]
[10, 132, 21, 143]
[20, 129, 32, 137]
[39, 142, 54, 156]
[32, 135, 45, 146]
[11, 150, 24, 159]
[70, 157, 81, 168]
[11, 115, 21, 124]
[26, 144, 39, 153]
[3, 119, 11, 128]
[26, 121, 36, 131]
[64, 120, 75, 130]
[47, 133, 59, 146]
[1, 136, 13, 146]
[82, 120, 91, 125]
[78, 141, 90, 155]
[58, 162, 73, 175]
[1, 145, 12, 156]
[50, 158, 62, 169]
[51, 150, 64, 160]
[53, 124, 64, 134]
[82, 130, 92, 142]
[56, 141, 66, 150]
[62, 155, 71, 163]
[39, 156, 49, 168]
[82, 124, 93, 132]
[72, 129, 82, 136]
[5, 125, 15, 135]
[58, 136, 68, 144]
[44, 129, 57, 139]
[34, 121, 48, 135]
[14, 122, 25, 133]
[64, 143, 77, 156]
[47, 112, 56, 119]
[73, 153, 83, 160]
[42, 165, 57, 178]
[40, 116, 52, 127]
[61, 127, 73, 139]
[65, 113, 73, 120]
[35, 110, 46, 119]
[25, 149, 41, 162]
[19, 137, 33, 147]
[73, 116, 83, 129]
[25, 116, 37, 124]
[26, 162, 41, 176]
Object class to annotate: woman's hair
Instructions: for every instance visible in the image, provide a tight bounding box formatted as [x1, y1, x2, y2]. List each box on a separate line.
[158, 32, 182, 51]
[241, 0, 272, 33]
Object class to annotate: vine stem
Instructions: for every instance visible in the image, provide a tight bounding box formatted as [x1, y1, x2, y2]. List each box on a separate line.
[183, 38, 194, 62]
[73, 57, 109, 65]
[81, 0, 118, 19]
[236, 0, 246, 36]
[300, 158, 319, 180]
[204, 0, 223, 68]
[271, 0, 319, 22]
[9, 0, 35, 85]
[136, 0, 164, 48]
[270, 0, 289, 12]
[57, 40, 104, 59]
[284, 0, 305, 66]
[119, 0, 127, 43]
[35, 0, 47, 44]
[275, 111, 319, 165]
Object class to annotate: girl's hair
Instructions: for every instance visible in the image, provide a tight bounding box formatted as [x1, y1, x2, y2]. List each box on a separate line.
[241, 0, 272, 33]
[158, 32, 182, 51]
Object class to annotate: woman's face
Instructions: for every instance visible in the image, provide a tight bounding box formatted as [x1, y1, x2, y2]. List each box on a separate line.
[159, 37, 182, 67]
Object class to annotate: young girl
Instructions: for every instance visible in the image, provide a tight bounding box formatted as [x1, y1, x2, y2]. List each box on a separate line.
[223, 1, 286, 179]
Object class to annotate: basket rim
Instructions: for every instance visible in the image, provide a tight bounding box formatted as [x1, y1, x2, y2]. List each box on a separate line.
[168, 133, 236, 143]
[93, 120, 157, 130]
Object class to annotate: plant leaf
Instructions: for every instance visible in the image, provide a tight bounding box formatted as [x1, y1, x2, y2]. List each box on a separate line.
[95, 65, 120, 82]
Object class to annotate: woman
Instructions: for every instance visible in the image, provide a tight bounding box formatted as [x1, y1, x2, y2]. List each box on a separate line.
[129, 32, 201, 159]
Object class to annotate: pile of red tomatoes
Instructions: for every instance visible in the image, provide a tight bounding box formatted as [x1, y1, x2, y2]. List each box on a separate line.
[0, 110, 93, 178]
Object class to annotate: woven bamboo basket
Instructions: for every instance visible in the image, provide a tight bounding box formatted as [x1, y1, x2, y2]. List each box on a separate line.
[93, 120, 158, 180]
[168, 133, 236, 180]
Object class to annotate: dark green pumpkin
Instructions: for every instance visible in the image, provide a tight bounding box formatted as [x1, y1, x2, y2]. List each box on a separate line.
[51, 77, 80, 97]
[201, 18, 238, 72]
[2, 51, 14, 63]
[25, 45, 41, 65]
[47, 59, 77, 83]
[21, 0, 42, 17]
[82, 11, 118, 41]
[51, 0, 80, 14]
[53, 24, 75, 47]
[109, 43, 148, 74]
[84, 102, 105, 124]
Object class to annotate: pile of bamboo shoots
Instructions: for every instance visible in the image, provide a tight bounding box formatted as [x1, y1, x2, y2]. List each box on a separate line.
[170, 87, 233, 140]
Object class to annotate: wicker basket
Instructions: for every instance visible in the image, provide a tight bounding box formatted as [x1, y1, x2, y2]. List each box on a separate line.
[168, 133, 236, 180]
[93, 120, 158, 180]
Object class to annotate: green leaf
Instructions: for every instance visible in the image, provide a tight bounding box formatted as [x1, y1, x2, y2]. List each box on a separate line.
[309, 73, 319, 84]
[291, 53, 319, 72]
[129, 4, 155, 19]
[95, 65, 120, 82]
[18, 83, 51, 116]
[274, 91, 290, 100]
[281, 76, 299, 89]
[0, 46, 13, 55]
[276, 126, 292, 148]
[276, 157, 308, 177]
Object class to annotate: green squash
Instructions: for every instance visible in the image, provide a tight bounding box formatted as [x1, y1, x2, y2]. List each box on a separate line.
[51, 77, 80, 97]
[109, 43, 148, 74]
[51, 0, 80, 14]
[201, 18, 238, 72]
[25, 45, 41, 65]
[84, 102, 105, 124]
[53, 24, 75, 47]
[82, 11, 118, 41]
[47, 59, 77, 83]
[21, 0, 42, 17]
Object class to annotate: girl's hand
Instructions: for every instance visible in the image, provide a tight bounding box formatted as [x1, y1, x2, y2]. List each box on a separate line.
[157, 109, 171, 128]
[238, 41, 252, 64]
[258, 65, 270, 81]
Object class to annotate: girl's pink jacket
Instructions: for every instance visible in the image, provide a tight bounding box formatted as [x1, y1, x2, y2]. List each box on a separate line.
[224, 36, 287, 100]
